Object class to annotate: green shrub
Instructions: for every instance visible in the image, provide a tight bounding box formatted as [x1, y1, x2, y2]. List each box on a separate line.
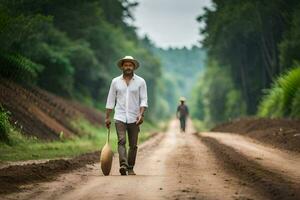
[258, 87, 285, 118]
[0, 106, 11, 143]
[192, 60, 247, 125]
[291, 88, 300, 118]
[258, 67, 300, 118]
[278, 67, 300, 115]
[225, 89, 247, 120]
[0, 52, 43, 83]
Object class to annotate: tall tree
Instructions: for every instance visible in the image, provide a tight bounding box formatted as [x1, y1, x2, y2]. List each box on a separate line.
[198, 0, 299, 114]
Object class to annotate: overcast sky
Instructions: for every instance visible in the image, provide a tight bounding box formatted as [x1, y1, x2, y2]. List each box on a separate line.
[130, 0, 212, 49]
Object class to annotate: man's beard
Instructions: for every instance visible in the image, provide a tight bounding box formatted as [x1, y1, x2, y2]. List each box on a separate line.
[124, 69, 133, 74]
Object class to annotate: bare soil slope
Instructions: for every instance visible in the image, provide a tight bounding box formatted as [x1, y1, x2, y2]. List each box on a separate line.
[0, 79, 104, 140]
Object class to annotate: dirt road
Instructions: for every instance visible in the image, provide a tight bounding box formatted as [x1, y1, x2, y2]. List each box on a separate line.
[2, 120, 300, 200]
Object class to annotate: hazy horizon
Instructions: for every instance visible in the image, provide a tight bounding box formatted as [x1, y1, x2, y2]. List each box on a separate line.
[130, 0, 212, 49]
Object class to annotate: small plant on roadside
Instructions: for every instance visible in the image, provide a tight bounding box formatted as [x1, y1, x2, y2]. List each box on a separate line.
[59, 131, 64, 140]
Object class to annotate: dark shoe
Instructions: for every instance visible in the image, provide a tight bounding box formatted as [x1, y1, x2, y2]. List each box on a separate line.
[128, 169, 136, 175]
[119, 166, 127, 176]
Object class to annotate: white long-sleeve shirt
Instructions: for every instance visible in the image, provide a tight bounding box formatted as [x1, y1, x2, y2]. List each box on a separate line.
[106, 74, 148, 123]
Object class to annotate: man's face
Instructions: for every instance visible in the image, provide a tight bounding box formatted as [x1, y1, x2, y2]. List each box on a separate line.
[122, 61, 135, 75]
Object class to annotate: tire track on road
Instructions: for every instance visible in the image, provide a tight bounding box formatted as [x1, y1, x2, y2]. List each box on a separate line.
[200, 135, 300, 200]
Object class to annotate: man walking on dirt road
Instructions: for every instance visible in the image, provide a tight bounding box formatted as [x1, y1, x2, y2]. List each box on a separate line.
[105, 56, 148, 176]
[176, 97, 189, 132]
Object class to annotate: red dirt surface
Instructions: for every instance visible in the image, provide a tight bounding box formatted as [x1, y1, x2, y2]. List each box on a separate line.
[0, 79, 104, 140]
[0, 120, 299, 200]
[212, 117, 300, 152]
[0, 151, 99, 194]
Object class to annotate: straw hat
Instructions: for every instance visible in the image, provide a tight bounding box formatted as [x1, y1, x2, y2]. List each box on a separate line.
[117, 56, 140, 69]
[179, 96, 186, 102]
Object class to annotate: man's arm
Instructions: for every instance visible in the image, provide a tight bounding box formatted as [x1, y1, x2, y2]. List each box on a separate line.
[139, 79, 148, 108]
[105, 109, 113, 129]
[136, 106, 146, 125]
[137, 80, 148, 125]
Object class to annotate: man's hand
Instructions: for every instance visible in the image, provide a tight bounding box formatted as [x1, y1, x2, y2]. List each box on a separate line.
[105, 109, 112, 129]
[105, 118, 111, 129]
[136, 115, 144, 125]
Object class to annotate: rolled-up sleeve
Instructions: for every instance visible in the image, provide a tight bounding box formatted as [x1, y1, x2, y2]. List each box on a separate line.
[139, 80, 148, 108]
[106, 80, 116, 109]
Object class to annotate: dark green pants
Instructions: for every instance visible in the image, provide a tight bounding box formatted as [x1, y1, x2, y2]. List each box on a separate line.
[115, 120, 140, 169]
[179, 117, 186, 132]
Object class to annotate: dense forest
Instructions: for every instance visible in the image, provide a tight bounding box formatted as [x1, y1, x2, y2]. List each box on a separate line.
[1, 0, 300, 129]
[0, 0, 162, 120]
[193, 0, 300, 127]
[151, 44, 205, 115]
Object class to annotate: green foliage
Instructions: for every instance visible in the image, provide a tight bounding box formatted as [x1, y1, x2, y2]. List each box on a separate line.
[155, 74, 180, 118]
[67, 42, 108, 100]
[191, 73, 206, 120]
[192, 60, 246, 126]
[36, 42, 74, 97]
[258, 67, 300, 118]
[291, 88, 300, 118]
[0, 52, 43, 83]
[149, 45, 206, 116]
[0, 106, 11, 143]
[0, 126, 108, 161]
[202, 63, 232, 124]
[225, 89, 247, 120]
[192, 119, 209, 132]
[0, 0, 163, 115]
[198, 0, 300, 114]
[0, 6, 51, 52]
[279, 4, 300, 68]
[0, 118, 159, 161]
[277, 67, 300, 114]
[0, 7, 46, 83]
[257, 87, 284, 118]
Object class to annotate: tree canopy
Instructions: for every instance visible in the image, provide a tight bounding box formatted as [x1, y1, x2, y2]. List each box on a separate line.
[193, 0, 300, 126]
[0, 0, 162, 119]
